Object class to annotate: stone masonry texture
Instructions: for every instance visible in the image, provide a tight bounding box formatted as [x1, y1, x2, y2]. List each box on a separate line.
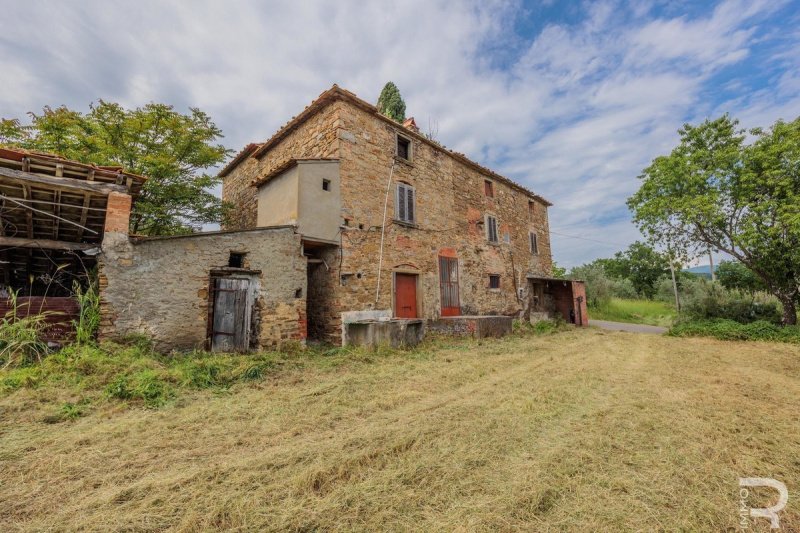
[223, 92, 554, 344]
[99, 227, 306, 352]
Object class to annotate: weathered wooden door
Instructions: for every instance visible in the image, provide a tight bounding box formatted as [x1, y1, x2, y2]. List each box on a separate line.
[211, 277, 252, 352]
[394, 273, 418, 318]
[439, 256, 460, 316]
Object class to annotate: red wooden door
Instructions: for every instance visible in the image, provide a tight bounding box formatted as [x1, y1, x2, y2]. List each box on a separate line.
[394, 273, 418, 318]
[439, 256, 460, 316]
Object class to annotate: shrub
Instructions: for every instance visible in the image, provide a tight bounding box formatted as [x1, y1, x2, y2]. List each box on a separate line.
[681, 281, 781, 324]
[669, 319, 800, 344]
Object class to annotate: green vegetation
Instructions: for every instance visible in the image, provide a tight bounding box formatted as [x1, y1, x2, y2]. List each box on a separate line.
[590, 298, 675, 327]
[0, 292, 51, 368]
[628, 114, 800, 325]
[376, 81, 406, 122]
[0, 101, 230, 235]
[0, 320, 565, 413]
[2, 330, 799, 530]
[670, 319, 800, 344]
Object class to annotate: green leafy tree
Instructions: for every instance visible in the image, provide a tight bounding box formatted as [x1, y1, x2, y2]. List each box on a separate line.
[603, 241, 669, 299]
[628, 115, 800, 324]
[550, 261, 567, 279]
[377, 82, 406, 122]
[0, 102, 230, 235]
[716, 260, 765, 293]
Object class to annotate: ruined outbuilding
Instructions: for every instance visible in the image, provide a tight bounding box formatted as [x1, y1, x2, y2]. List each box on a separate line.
[0, 148, 144, 342]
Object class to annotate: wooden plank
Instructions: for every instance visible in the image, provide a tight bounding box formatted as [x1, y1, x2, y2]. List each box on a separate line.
[52, 190, 61, 239]
[0, 166, 127, 195]
[76, 193, 91, 241]
[0, 236, 96, 251]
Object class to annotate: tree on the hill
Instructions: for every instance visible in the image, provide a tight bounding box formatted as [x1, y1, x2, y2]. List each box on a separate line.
[628, 115, 800, 324]
[377, 82, 406, 122]
[0, 102, 230, 236]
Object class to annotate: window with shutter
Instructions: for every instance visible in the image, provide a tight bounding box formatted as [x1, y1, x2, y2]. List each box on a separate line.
[396, 183, 416, 224]
[486, 215, 498, 243]
[530, 232, 539, 254]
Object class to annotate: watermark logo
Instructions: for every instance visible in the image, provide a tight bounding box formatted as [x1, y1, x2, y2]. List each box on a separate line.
[739, 478, 789, 530]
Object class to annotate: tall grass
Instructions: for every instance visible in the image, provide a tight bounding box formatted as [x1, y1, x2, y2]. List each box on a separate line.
[0, 292, 51, 368]
[73, 281, 100, 345]
[590, 298, 675, 327]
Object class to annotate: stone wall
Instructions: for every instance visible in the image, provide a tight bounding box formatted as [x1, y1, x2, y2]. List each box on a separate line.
[222, 103, 342, 230]
[331, 102, 552, 322]
[222, 95, 554, 343]
[99, 227, 306, 352]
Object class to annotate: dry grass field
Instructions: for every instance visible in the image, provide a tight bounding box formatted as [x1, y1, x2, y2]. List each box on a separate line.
[2, 329, 799, 532]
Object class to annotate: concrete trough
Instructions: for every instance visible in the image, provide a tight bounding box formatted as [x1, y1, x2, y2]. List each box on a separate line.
[428, 315, 513, 339]
[342, 318, 425, 348]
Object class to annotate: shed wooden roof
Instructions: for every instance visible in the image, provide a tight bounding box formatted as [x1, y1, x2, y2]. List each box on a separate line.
[0, 147, 146, 293]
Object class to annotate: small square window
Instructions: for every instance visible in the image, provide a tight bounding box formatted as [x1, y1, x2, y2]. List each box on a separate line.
[489, 275, 500, 289]
[322, 179, 331, 191]
[228, 252, 245, 268]
[397, 135, 411, 160]
[484, 180, 494, 198]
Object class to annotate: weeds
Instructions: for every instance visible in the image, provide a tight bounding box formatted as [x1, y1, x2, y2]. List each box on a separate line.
[73, 281, 100, 345]
[0, 292, 52, 368]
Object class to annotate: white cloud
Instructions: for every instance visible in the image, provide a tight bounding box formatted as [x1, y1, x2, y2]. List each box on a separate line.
[0, 0, 797, 267]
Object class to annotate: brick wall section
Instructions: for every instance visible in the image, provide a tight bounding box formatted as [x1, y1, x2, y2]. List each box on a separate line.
[104, 191, 132, 234]
[222, 103, 342, 230]
[99, 227, 306, 352]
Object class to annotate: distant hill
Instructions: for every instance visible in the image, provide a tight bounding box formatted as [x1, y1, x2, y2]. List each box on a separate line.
[683, 265, 716, 279]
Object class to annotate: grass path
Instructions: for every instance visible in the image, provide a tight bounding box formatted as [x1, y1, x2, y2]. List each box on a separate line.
[590, 298, 676, 326]
[2, 330, 799, 531]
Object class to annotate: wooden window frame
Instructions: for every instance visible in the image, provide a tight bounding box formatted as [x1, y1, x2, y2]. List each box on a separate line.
[488, 274, 501, 290]
[484, 179, 494, 198]
[530, 232, 539, 255]
[396, 134, 412, 162]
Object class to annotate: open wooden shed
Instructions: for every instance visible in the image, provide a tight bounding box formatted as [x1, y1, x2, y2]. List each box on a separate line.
[0, 148, 145, 340]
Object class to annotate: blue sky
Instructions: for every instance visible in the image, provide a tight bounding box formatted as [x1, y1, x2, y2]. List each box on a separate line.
[1, 0, 798, 267]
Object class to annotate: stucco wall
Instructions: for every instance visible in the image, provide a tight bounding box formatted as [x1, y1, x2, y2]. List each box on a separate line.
[222, 103, 341, 230]
[297, 160, 341, 242]
[99, 227, 307, 351]
[257, 166, 299, 227]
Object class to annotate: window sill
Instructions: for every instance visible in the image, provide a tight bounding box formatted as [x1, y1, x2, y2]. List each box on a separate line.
[393, 219, 419, 229]
[394, 155, 414, 167]
[488, 288, 502, 293]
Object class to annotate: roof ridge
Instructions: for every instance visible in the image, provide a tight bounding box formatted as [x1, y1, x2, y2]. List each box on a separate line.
[225, 85, 552, 206]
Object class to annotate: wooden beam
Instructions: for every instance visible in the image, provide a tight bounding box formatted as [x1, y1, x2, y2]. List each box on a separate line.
[0, 236, 96, 251]
[0, 166, 127, 195]
[22, 185, 33, 239]
[76, 193, 91, 241]
[52, 190, 61, 240]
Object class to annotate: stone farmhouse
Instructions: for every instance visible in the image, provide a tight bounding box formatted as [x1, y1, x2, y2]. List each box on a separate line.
[1, 86, 587, 352]
[215, 85, 587, 346]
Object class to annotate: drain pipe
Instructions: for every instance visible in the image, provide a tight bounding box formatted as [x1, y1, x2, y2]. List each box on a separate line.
[375, 160, 397, 305]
